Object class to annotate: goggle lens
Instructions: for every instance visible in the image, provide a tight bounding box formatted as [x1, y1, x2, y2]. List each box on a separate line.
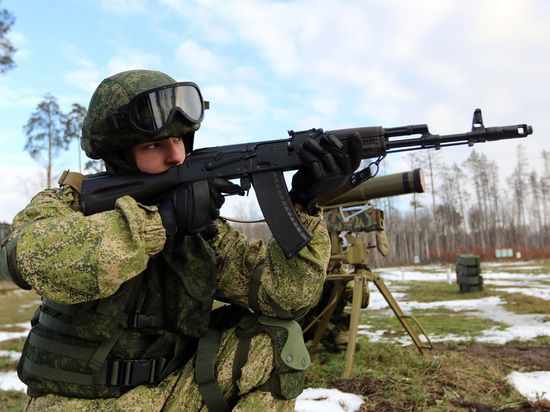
[128, 83, 204, 133]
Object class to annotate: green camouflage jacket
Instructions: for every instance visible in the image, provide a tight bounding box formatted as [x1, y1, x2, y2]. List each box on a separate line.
[9, 184, 330, 318]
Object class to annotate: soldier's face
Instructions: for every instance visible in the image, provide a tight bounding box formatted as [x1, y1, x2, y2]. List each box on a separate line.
[132, 137, 186, 174]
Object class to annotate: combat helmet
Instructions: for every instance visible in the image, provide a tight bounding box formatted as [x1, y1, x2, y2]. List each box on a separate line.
[82, 69, 205, 174]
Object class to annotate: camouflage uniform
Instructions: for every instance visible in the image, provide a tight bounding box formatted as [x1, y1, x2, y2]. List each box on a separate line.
[7, 183, 329, 410]
[0, 69, 356, 411]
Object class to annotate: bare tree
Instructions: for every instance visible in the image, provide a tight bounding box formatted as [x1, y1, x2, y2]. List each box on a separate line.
[541, 151, 550, 245]
[506, 144, 529, 247]
[487, 160, 503, 248]
[528, 171, 543, 248]
[405, 152, 422, 261]
[438, 164, 464, 252]
[419, 150, 442, 259]
[451, 163, 469, 247]
[464, 150, 504, 250]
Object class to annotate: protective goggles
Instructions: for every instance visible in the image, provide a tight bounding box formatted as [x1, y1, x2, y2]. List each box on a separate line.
[93, 82, 207, 135]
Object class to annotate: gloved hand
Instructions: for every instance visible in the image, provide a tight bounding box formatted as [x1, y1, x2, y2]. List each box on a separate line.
[158, 178, 242, 236]
[290, 133, 362, 213]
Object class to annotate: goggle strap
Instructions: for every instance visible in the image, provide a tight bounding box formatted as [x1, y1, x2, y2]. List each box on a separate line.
[91, 112, 126, 135]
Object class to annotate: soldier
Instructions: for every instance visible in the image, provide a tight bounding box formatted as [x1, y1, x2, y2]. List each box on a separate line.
[0, 70, 361, 410]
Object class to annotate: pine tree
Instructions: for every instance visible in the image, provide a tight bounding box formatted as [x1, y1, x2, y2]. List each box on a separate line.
[23, 95, 72, 188]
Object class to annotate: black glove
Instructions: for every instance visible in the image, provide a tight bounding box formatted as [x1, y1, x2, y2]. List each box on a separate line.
[158, 178, 242, 236]
[290, 133, 362, 213]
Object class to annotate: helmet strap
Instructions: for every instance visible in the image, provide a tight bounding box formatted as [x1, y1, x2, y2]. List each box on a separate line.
[122, 148, 138, 171]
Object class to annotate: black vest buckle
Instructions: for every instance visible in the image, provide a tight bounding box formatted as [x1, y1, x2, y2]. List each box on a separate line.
[108, 357, 167, 387]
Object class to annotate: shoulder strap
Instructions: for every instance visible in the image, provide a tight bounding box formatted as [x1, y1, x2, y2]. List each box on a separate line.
[195, 328, 231, 412]
[248, 263, 295, 320]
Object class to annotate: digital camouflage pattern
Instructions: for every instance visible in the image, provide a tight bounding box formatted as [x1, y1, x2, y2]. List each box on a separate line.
[11, 186, 166, 303]
[8, 183, 329, 409]
[25, 326, 294, 411]
[324, 207, 390, 257]
[11, 186, 329, 312]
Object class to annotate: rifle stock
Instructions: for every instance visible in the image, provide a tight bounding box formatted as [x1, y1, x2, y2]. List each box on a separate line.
[81, 109, 532, 259]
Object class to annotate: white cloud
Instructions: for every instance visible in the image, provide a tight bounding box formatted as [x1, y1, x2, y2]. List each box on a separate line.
[106, 48, 163, 75]
[157, 0, 187, 14]
[64, 70, 102, 94]
[59, 44, 102, 93]
[174, 40, 227, 79]
[198, 83, 271, 145]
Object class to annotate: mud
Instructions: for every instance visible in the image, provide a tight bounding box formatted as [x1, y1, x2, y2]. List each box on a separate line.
[435, 342, 550, 371]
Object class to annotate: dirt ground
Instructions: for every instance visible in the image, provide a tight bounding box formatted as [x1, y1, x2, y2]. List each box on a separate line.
[331, 342, 550, 411]
[442, 342, 550, 371]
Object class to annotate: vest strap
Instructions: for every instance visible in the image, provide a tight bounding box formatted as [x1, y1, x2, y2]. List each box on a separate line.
[22, 357, 96, 386]
[38, 310, 77, 337]
[232, 335, 251, 388]
[28, 332, 95, 361]
[25, 328, 169, 388]
[195, 328, 231, 412]
[43, 298, 77, 317]
[248, 263, 264, 313]
[88, 329, 124, 372]
[248, 263, 295, 319]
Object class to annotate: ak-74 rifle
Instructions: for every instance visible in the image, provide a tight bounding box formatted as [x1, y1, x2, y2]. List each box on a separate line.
[81, 109, 532, 259]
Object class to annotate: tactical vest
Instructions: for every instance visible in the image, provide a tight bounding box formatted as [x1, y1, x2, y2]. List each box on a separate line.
[18, 235, 217, 398]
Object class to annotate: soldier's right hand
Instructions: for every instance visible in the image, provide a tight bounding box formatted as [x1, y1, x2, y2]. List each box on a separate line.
[158, 178, 240, 236]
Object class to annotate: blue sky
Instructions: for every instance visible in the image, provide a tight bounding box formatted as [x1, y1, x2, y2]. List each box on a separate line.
[0, 0, 548, 223]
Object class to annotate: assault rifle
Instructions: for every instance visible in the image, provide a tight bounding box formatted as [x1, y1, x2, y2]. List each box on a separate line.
[81, 109, 532, 259]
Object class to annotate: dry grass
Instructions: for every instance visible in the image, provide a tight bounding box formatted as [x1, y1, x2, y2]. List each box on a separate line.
[0, 281, 40, 326]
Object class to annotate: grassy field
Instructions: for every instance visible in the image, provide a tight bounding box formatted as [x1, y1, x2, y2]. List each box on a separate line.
[1, 261, 549, 411]
[0, 283, 39, 411]
[304, 260, 550, 411]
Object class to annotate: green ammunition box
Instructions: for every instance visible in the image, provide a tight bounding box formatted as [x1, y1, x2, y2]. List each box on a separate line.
[456, 263, 482, 276]
[457, 274, 483, 286]
[456, 254, 481, 266]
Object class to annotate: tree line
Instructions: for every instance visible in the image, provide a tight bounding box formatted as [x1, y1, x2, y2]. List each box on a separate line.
[224, 147, 550, 267]
[371, 148, 550, 266]
[222, 146, 550, 268]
